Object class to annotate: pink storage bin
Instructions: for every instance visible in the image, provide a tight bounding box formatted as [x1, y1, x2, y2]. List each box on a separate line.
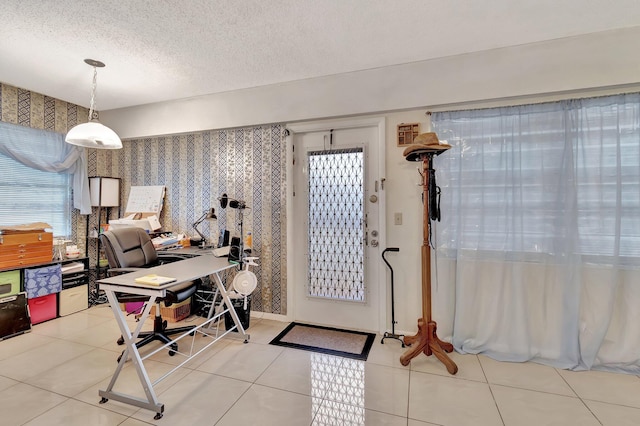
[28, 293, 57, 324]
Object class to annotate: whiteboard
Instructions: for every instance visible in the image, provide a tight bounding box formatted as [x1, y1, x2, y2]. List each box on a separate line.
[124, 186, 165, 214]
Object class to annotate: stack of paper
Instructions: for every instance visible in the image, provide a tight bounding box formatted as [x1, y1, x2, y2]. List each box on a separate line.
[134, 274, 177, 286]
[152, 233, 185, 250]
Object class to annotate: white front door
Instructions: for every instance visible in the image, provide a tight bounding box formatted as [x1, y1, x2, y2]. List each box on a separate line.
[288, 118, 385, 333]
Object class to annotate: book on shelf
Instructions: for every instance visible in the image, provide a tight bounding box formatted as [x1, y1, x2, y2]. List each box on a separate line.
[134, 274, 177, 286]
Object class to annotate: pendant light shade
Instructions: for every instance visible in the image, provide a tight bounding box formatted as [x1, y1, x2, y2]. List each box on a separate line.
[65, 59, 122, 150]
[66, 120, 122, 149]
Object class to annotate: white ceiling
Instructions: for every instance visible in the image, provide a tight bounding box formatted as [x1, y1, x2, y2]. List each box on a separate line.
[1, 0, 639, 111]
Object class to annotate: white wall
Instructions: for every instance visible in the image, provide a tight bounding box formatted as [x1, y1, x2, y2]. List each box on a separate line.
[102, 27, 640, 139]
[383, 111, 434, 333]
[100, 26, 640, 333]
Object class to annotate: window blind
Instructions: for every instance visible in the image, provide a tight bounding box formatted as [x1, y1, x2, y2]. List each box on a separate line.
[0, 155, 71, 236]
[0, 123, 74, 237]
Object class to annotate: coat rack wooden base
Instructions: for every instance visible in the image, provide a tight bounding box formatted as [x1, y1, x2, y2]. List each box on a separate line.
[401, 318, 458, 374]
[400, 142, 458, 375]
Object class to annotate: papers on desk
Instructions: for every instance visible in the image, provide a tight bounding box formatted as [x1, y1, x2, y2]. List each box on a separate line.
[152, 233, 185, 251]
[134, 274, 177, 286]
[212, 246, 230, 257]
[110, 215, 162, 232]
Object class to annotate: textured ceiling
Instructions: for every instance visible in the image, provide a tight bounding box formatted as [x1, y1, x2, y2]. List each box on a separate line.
[1, 0, 639, 111]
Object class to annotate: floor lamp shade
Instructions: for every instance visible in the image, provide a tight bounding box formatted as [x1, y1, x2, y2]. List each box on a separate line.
[89, 177, 120, 207]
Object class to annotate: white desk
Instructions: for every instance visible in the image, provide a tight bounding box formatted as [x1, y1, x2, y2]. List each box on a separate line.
[97, 254, 246, 419]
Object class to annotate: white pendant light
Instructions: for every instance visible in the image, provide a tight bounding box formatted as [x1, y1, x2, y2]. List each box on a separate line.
[65, 59, 122, 149]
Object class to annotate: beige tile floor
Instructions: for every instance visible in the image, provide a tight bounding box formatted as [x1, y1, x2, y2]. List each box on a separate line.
[1, 305, 639, 425]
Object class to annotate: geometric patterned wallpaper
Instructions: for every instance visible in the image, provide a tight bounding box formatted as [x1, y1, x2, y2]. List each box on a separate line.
[91, 126, 288, 315]
[0, 81, 287, 315]
[0, 82, 88, 132]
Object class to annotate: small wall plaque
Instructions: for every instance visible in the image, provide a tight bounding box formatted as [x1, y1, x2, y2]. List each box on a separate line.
[397, 123, 420, 146]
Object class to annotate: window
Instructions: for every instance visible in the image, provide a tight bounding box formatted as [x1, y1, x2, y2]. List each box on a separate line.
[307, 148, 365, 301]
[0, 123, 76, 237]
[0, 154, 72, 237]
[432, 94, 640, 262]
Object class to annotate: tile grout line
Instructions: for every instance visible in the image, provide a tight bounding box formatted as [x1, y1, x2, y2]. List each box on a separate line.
[554, 368, 603, 425]
[213, 343, 287, 425]
[478, 356, 507, 426]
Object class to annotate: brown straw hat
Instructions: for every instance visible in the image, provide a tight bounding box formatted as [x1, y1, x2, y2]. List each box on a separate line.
[402, 132, 451, 161]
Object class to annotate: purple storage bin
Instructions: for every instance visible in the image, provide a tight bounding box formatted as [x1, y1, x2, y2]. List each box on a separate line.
[24, 264, 62, 298]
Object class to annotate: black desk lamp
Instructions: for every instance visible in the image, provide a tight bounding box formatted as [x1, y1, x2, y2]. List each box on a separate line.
[192, 208, 217, 248]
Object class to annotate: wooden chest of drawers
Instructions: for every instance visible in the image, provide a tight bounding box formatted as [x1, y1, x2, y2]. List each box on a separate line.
[0, 230, 53, 269]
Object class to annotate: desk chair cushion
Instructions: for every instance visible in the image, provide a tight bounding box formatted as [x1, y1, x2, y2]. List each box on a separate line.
[164, 281, 197, 306]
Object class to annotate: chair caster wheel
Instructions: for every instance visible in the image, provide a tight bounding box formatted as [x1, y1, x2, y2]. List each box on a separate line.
[168, 343, 178, 356]
[117, 336, 124, 345]
[99, 397, 108, 404]
[162, 320, 167, 329]
[154, 413, 163, 420]
[117, 351, 124, 363]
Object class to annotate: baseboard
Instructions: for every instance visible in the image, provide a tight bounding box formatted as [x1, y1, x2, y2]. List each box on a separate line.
[250, 311, 289, 322]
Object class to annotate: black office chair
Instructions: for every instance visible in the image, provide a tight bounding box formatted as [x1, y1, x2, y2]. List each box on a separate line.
[100, 227, 198, 358]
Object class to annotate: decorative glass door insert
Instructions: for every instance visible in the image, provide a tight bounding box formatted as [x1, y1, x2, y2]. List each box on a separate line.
[307, 148, 365, 301]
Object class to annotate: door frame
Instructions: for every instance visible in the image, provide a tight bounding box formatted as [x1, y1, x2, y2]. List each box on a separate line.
[286, 117, 387, 333]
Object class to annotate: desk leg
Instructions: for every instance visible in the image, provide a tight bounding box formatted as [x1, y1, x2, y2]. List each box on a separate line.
[98, 290, 165, 419]
[204, 286, 220, 327]
[211, 272, 249, 343]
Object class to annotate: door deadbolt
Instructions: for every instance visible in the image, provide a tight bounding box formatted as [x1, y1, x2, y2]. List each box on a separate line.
[371, 240, 379, 247]
[369, 194, 378, 203]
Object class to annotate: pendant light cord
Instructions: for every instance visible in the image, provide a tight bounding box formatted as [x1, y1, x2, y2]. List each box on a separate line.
[88, 66, 98, 121]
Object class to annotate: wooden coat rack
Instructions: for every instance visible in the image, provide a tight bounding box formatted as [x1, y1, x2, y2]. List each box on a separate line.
[400, 134, 458, 375]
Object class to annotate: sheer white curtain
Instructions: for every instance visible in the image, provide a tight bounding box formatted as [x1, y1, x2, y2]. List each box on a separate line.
[0, 121, 91, 215]
[432, 93, 640, 373]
